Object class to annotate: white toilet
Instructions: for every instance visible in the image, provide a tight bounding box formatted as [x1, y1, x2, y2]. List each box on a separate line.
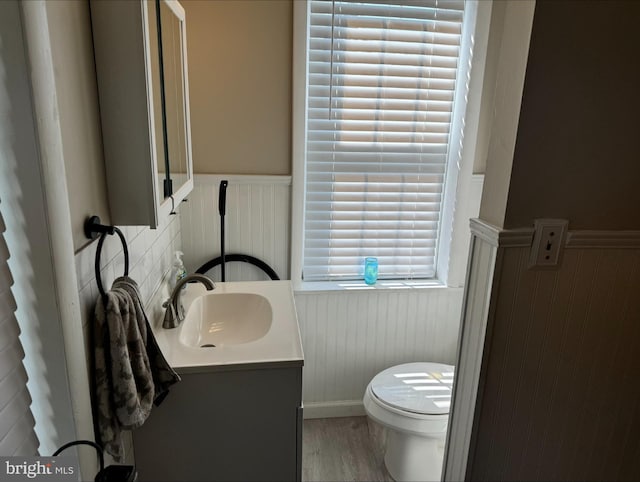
[363, 362, 454, 482]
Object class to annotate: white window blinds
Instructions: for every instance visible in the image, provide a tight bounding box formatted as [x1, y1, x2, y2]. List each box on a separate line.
[303, 0, 465, 281]
[0, 202, 38, 455]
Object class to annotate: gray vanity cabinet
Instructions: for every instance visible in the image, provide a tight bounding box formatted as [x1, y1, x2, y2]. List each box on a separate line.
[133, 364, 303, 481]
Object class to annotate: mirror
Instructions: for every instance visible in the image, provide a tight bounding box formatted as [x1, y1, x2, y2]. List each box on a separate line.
[149, 0, 192, 208]
[159, 0, 189, 193]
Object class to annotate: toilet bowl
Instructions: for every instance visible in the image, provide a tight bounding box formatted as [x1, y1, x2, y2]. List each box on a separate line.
[363, 362, 454, 482]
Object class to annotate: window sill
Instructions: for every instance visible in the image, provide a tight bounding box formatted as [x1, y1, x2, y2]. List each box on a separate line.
[293, 279, 447, 294]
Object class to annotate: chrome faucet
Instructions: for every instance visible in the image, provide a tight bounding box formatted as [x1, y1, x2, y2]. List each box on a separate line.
[162, 273, 215, 328]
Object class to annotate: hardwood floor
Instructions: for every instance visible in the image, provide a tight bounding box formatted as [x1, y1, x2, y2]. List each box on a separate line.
[302, 416, 394, 482]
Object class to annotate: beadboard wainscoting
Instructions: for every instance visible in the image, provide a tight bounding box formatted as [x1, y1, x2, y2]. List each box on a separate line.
[444, 220, 640, 481]
[180, 174, 291, 280]
[74, 213, 182, 464]
[297, 287, 464, 418]
[179, 175, 467, 417]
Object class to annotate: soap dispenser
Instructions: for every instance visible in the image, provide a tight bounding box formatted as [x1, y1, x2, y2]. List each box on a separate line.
[170, 251, 187, 291]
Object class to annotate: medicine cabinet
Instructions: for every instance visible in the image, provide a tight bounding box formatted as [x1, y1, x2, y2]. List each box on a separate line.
[90, 0, 193, 228]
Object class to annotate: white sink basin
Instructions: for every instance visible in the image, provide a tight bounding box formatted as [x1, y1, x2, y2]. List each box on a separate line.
[179, 292, 273, 348]
[153, 281, 303, 373]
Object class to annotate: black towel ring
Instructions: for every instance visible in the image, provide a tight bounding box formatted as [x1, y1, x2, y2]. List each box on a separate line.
[84, 216, 129, 305]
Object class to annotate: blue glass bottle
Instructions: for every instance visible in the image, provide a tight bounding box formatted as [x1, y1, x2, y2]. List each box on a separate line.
[364, 257, 378, 285]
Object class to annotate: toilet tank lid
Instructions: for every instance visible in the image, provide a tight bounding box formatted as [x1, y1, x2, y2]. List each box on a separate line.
[370, 362, 455, 416]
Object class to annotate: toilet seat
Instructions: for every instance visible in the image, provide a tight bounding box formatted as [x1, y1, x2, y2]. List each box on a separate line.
[364, 362, 454, 436]
[371, 362, 454, 415]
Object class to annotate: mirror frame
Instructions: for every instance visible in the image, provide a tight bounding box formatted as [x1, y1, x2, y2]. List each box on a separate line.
[153, 0, 194, 221]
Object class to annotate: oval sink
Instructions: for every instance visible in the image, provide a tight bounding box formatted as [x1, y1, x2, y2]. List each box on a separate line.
[179, 292, 273, 348]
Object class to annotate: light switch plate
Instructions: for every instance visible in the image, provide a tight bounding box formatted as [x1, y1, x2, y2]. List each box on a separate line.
[529, 219, 568, 268]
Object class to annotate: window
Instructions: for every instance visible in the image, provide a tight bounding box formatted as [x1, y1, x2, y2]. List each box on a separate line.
[293, 0, 480, 285]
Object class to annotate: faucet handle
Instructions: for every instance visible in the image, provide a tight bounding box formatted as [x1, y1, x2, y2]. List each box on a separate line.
[162, 300, 179, 329]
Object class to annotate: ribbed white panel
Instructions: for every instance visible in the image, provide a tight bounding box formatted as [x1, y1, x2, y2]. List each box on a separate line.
[180, 175, 291, 281]
[296, 287, 463, 405]
[0, 204, 38, 455]
[444, 229, 497, 481]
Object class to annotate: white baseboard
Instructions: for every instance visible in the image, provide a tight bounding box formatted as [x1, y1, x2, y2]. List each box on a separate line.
[303, 401, 366, 419]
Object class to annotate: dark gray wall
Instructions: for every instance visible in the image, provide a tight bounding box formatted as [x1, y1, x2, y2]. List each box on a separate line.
[468, 1, 640, 480]
[504, 0, 640, 230]
[468, 247, 640, 481]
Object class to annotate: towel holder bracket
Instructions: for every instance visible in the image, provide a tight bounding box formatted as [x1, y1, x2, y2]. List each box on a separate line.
[84, 215, 115, 240]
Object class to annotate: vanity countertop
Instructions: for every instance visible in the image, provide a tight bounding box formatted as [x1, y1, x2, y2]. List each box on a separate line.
[152, 280, 304, 374]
